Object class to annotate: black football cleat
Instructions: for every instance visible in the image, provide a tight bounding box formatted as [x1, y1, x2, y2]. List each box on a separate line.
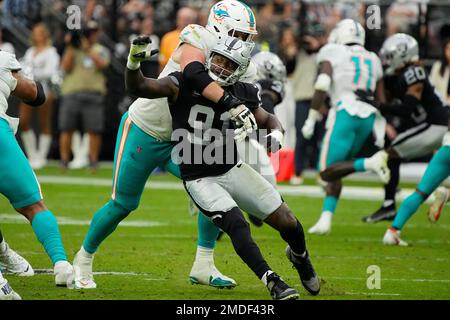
[247, 213, 264, 227]
[286, 247, 320, 296]
[266, 272, 299, 300]
[362, 204, 397, 223]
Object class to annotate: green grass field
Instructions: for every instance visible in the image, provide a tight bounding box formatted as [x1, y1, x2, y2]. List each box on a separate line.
[1, 167, 449, 300]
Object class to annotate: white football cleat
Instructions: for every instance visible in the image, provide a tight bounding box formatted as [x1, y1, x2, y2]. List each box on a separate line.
[0, 278, 21, 300]
[308, 211, 332, 235]
[73, 249, 97, 289]
[383, 227, 408, 246]
[54, 261, 75, 288]
[189, 260, 236, 289]
[0, 243, 34, 276]
[365, 151, 390, 184]
[428, 187, 449, 223]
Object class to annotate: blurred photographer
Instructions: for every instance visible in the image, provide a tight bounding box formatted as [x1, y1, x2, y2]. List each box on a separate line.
[59, 21, 110, 171]
[290, 21, 328, 185]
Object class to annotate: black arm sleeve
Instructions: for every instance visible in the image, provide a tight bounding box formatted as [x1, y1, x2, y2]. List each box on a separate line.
[182, 61, 215, 94]
[261, 93, 276, 114]
[379, 94, 421, 118]
[26, 81, 46, 107]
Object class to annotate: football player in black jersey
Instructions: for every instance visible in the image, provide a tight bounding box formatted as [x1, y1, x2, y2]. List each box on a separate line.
[125, 36, 320, 300]
[362, 34, 449, 223]
[314, 34, 449, 228]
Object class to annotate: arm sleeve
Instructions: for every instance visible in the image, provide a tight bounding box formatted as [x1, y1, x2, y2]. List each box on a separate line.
[182, 61, 214, 94]
[379, 94, 421, 117]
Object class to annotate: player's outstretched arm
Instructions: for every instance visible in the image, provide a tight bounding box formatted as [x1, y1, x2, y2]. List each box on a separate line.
[302, 61, 331, 140]
[125, 36, 178, 100]
[11, 72, 46, 107]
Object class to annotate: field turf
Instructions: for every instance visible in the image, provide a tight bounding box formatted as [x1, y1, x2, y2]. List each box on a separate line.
[1, 167, 449, 300]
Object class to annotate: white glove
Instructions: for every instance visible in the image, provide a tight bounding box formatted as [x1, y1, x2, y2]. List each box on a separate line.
[229, 105, 258, 142]
[127, 36, 159, 70]
[301, 108, 322, 140]
[265, 129, 284, 153]
[443, 131, 450, 147]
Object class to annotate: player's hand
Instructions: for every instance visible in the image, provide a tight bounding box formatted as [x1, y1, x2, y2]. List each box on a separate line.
[301, 108, 321, 140]
[264, 130, 284, 153]
[229, 105, 258, 142]
[355, 89, 379, 108]
[127, 35, 159, 70]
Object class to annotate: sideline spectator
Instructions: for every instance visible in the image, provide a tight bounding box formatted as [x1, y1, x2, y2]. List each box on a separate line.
[430, 28, 450, 104]
[159, 7, 198, 70]
[59, 21, 110, 172]
[19, 23, 60, 169]
[290, 22, 328, 185]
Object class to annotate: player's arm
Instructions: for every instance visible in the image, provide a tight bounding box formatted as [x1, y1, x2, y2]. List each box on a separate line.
[301, 61, 331, 139]
[11, 72, 46, 107]
[253, 106, 285, 153]
[378, 82, 424, 117]
[125, 68, 178, 100]
[179, 44, 243, 110]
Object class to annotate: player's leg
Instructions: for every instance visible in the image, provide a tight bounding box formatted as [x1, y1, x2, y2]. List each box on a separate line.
[185, 175, 298, 300]
[74, 114, 159, 288]
[309, 110, 359, 235]
[383, 146, 450, 246]
[164, 158, 236, 288]
[0, 118, 72, 286]
[365, 124, 447, 223]
[229, 163, 319, 296]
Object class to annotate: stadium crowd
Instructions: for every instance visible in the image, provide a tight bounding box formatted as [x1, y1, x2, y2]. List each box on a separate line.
[0, 0, 449, 178]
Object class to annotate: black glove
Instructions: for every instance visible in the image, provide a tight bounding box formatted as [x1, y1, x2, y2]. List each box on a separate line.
[354, 89, 379, 108]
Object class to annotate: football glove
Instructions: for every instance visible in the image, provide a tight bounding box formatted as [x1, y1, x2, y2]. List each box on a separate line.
[229, 105, 258, 142]
[264, 129, 284, 153]
[443, 131, 450, 147]
[127, 36, 159, 70]
[301, 109, 322, 140]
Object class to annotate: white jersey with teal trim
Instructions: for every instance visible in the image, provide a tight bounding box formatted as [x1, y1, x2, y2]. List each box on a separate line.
[317, 43, 383, 118]
[128, 24, 258, 141]
[0, 50, 21, 133]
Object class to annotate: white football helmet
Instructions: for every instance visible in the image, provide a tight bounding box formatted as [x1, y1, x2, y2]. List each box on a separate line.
[379, 33, 419, 76]
[206, 0, 257, 42]
[206, 36, 254, 86]
[251, 51, 287, 83]
[328, 19, 365, 46]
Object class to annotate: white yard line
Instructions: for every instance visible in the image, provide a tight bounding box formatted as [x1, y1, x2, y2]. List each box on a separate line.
[36, 175, 448, 203]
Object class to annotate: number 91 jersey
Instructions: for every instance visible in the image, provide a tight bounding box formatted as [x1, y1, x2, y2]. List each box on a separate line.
[384, 64, 449, 128]
[317, 43, 383, 118]
[168, 71, 261, 181]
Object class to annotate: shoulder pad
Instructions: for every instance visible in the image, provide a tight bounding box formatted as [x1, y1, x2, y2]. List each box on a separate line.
[0, 51, 21, 71]
[179, 24, 216, 56]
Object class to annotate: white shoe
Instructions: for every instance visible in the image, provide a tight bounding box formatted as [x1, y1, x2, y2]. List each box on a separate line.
[68, 157, 89, 170]
[383, 227, 408, 246]
[54, 261, 75, 288]
[365, 151, 390, 184]
[308, 211, 332, 235]
[189, 260, 236, 289]
[73, 249, 96, 289]
[428, 187, 448, 223]
[30, 157, 47, 170]
[290, 176, 304, 185]
[0, 279, 21, 300]
[0, 243, 34, 276]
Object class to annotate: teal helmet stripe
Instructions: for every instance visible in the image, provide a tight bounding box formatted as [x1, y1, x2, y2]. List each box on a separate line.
[238, 1, 256, 29]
